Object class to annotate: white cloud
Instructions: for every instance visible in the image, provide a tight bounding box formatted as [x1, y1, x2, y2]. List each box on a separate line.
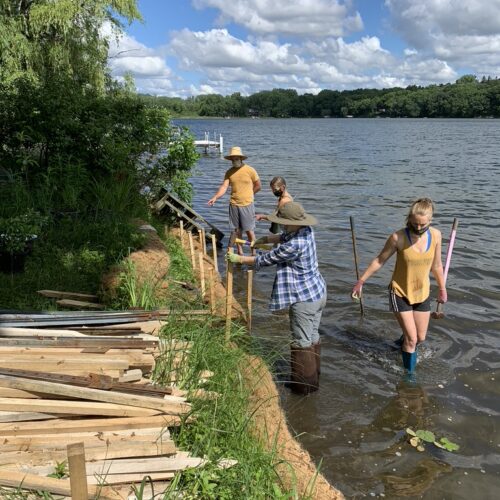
[386, 0, 500, 74]
[193, 0, 362, 37]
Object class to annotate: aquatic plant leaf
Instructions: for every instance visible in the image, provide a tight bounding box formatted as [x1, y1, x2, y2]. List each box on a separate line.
[416, 430, 435, 442]
[416, 445, 425, 452]
[406, 428, 416, 436]
[433, 441, 446, 449]
[440, 437, 460, 452]
[409, 437, 420, 447]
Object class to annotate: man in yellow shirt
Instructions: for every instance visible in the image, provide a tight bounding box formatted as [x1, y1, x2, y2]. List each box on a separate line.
[208, 146, 261, 254]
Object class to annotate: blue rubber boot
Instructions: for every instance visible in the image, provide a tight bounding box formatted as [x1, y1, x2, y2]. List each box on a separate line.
[402, 350, 417, 374]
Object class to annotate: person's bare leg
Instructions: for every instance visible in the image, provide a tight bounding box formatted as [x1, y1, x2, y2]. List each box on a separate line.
[236, 229, 243, 255]
[394, 311, 418, 353]
[414, 311, 430, 344]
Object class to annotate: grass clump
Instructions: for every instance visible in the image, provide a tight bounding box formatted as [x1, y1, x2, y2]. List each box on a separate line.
[154, 315, 294, 499]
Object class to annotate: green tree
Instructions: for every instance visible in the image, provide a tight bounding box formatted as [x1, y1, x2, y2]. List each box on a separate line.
[0, 0, 141, 89]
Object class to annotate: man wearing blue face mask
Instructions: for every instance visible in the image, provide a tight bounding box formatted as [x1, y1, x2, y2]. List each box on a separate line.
[226, 202, 326, 395]
[351, 198, 447, 377]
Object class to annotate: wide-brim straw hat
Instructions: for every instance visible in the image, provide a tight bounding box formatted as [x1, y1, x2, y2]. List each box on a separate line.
[266, 202, 318, 226]
[224, 146, 248, 160]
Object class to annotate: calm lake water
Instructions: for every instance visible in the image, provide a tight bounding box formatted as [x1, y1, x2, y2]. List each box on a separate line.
[176, 118, 500, 499]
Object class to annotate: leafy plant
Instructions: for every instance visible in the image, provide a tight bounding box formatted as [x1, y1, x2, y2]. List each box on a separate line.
[0, 209, 48, 253]
[47, 460, 68, 479]
[406, 427, 460, 453]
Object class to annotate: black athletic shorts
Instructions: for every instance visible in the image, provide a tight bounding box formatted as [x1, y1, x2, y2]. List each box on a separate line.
[389, 288, 431, 313]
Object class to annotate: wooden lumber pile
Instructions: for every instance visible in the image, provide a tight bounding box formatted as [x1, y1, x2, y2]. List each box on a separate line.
[0, 319, 220, 498]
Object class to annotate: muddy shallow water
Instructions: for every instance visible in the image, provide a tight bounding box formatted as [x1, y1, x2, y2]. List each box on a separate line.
[179, 117, 500, 499]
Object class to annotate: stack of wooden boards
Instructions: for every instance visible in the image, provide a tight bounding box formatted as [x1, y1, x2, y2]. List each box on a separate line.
[0, 316, 219, 499]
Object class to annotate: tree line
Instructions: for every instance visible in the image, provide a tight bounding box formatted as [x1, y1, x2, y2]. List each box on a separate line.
[140, 75, 500, 118]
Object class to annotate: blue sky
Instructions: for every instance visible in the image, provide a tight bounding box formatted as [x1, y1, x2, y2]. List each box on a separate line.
[107, 0, 500, 96]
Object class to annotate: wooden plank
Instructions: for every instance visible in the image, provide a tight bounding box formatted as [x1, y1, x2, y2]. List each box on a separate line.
[67, 442, 88, 500]
[84, 453, 204, 475]
[87, 471, 174, 485]
[56, 299, 105, 310]
[37, 290, 98, 302]
[0, 427, 169, 451]
[0, 374, 189, 414]
[0, 359, 129, 370]
[118, 369, 143, 382]
[0, 410, 57, 422]
[0, 327, 87, 337]
[0, 415, 183, 436]
[0, 470, 121, 499]
[0, 368, 171, 397]
[0, 337, 157, 348]
[1, 439, 177, 466]
[0, 398, 161, 417]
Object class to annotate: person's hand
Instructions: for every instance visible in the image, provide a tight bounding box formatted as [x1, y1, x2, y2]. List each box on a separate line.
[207, 197, 217, 206]
[437, 288, 447, 303]
[225, 252, 243, 264]
[255, 214, 267, 221]
[251, 236, 268, 248]
[351, 279, 364, 301]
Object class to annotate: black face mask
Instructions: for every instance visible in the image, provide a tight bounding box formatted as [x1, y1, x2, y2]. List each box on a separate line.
[408, 223, 429, 236]
[273, 190, 282, 197]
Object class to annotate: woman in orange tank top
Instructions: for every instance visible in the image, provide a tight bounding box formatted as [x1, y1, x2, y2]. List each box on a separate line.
[351, 198, 447, 376]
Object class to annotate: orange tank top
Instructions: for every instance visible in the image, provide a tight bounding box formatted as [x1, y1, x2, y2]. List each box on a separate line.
[391, 227, 437, 304]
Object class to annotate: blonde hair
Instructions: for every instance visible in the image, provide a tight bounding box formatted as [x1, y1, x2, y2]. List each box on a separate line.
[406, 197, 434, 224]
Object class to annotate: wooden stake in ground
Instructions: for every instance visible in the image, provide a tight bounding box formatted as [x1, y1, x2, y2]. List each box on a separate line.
[225, 249, 234, 343]
[180, 220, 184, 244]
[211, 233, 218, 273]
[198, 252, 206, 299]
[67, 442, 88, 500]
[209, 268, 216, 314]
[247, 270, 253, 334]
[201, 228, 207, 255]
[188, 232, 196, 270]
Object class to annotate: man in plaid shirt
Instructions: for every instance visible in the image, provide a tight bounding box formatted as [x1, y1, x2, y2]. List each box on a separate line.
[226, 202, 326, 394]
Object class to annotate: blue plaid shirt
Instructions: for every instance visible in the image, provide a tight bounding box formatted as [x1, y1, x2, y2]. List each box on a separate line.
[254, 226, 326, 311]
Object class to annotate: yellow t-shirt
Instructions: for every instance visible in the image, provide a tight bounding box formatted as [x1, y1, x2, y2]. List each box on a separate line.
[391, 227, 437, 304]
[224, 164, 259, 206]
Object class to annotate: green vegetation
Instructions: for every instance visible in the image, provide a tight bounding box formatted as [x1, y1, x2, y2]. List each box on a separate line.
[141, 75, 500, 118]
[405, 427, 460, 453]
[0, 0, 198, 309]
[155, 315, 296, 499]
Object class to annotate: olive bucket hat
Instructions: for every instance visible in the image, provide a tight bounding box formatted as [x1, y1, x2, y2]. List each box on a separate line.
[266, 202, 318, 226]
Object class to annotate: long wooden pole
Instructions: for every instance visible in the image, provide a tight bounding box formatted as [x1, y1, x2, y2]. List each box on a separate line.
[211, 234, 218, 274]
[201, 228, 207, 255]
[179, 220, 184, 245]
[349, 216, 365, 317]
[247, 270, 253, 334]
[67, 442, 88, 500]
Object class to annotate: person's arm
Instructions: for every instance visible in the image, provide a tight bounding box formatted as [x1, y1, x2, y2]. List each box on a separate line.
[431, 229, 447, 302]
[227, 239, 296, 266]
[253, 179, 261, 194]
[208, 179, 230, 206]
[352, 232, 398, 298]
[255, 213, 268, 221]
